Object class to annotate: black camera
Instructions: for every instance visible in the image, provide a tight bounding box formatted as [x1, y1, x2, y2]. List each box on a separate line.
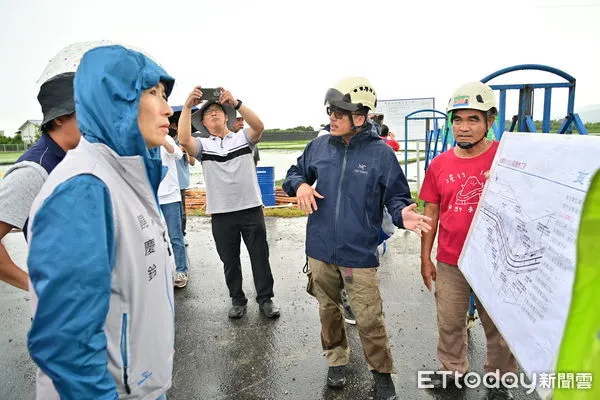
[369, 113, 384, 126]
[201, 88, 222, 102]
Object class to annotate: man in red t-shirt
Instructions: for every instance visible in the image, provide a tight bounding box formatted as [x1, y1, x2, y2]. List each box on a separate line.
[419, 82, 517, 399]
[380, 124, 400, 152]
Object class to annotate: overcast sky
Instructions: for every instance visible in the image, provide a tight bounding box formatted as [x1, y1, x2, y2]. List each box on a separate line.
[0, 0, 599, 134]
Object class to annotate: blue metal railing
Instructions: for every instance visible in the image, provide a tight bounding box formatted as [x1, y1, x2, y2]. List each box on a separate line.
[481, 64, 587, 137]
[404, 109, 450, 175]
[405, 64, 589, 178]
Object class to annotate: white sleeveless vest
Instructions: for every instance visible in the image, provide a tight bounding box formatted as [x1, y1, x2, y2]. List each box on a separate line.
[28, 138, 175, 400]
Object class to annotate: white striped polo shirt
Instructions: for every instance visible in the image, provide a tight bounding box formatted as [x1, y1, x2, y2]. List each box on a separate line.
[194, 130, 262, 214]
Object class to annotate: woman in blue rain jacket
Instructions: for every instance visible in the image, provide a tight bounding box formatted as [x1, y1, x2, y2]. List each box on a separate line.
[27, 45, 176, 400]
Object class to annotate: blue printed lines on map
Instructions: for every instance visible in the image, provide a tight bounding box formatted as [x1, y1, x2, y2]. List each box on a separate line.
[496, 164, 588, 193]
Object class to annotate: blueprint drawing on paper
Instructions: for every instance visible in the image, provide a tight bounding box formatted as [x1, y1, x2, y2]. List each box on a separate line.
[458, 132, 600, 377]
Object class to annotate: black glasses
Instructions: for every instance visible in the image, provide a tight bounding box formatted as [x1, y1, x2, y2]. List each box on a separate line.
[203, 106, 224, 116]
[326, 107, 348, 120]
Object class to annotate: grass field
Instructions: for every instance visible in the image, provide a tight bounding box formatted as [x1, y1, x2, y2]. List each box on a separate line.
[188, 206, 306, 218]
[257, 140, 309, 150]
[0, 152, 23, 165]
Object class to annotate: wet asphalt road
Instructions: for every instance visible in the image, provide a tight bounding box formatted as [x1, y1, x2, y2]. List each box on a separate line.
[0, 216, 541, 400]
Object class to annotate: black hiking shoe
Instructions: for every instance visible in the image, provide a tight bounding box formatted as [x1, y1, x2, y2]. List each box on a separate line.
[228, 304, 246, 319]
[427, 371, 466, 390]
[486, 385, 514, 399]
[327, 365, 346, 388]
[259, 301, 281, 319]
[372, 371, 397, 400]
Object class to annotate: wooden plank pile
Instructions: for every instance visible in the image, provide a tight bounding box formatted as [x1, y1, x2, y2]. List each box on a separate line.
[185, 188, 298, 211]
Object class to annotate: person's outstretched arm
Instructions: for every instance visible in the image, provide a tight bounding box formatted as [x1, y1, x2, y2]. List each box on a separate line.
[187, 153, 196, 166]
[219, 88, 264, 143]
[0, 222, 28, 290]
[0, 163, 48, 290]
[178, 87, 202, 158]
[163, 135, 183, 159]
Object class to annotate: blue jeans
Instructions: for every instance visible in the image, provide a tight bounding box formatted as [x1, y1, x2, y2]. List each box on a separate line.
[156, 395, 167, 400]
[161, 201, 187, 273]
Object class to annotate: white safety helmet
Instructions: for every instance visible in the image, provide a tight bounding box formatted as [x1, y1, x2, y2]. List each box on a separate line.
[324, 77, 377, 114]
[447, 81, 497, 114]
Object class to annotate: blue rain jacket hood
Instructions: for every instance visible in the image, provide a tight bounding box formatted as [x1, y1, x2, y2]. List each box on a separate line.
[74, 45, 175, 195]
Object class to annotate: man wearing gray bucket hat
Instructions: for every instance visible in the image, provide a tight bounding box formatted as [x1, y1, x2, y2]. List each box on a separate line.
[0, 72, 80, 290]
[178, 86, 280, 319]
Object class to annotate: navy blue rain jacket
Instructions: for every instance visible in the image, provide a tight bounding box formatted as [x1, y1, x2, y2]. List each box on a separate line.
[283, 121, 412, 267]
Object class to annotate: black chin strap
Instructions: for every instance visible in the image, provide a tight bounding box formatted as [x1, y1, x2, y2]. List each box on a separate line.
[457, 135, 486, 149]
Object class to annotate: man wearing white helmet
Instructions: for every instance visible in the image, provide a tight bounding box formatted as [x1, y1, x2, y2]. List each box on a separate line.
[419, 82, 517, 399]
[284, 77, 432, 400]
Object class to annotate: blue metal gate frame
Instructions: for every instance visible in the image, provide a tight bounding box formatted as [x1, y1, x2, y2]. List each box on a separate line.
[481, 64, 588, 137]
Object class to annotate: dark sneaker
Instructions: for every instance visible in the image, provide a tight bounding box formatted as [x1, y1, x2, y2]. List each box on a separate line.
[327, 366, 346, 388]
[372, 371, 397, 400]
[427, 372, 466, 390]
[486, 386, 514, 400]
[343, 304, 356, 325]
[259, 301, 280, 319]
[228, 304, 246, 319]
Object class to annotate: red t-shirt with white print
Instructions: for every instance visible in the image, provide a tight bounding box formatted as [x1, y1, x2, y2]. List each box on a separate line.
[419, 141, 499, 266]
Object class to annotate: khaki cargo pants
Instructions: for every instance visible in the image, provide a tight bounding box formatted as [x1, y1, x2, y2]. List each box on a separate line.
[307, 257, 394, 373]
[436, 261, 517, 375]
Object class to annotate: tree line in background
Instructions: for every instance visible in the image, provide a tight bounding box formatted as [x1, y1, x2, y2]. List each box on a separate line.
[0, 126, 41, 144]
[264, 126, 315, 133]
[533, 120, 600, 133]
[0, 132, 26, 144]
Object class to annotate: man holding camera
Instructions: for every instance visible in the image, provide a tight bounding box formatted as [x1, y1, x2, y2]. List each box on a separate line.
[369, 112, 385, 126]
[178, 87, 280, 319]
